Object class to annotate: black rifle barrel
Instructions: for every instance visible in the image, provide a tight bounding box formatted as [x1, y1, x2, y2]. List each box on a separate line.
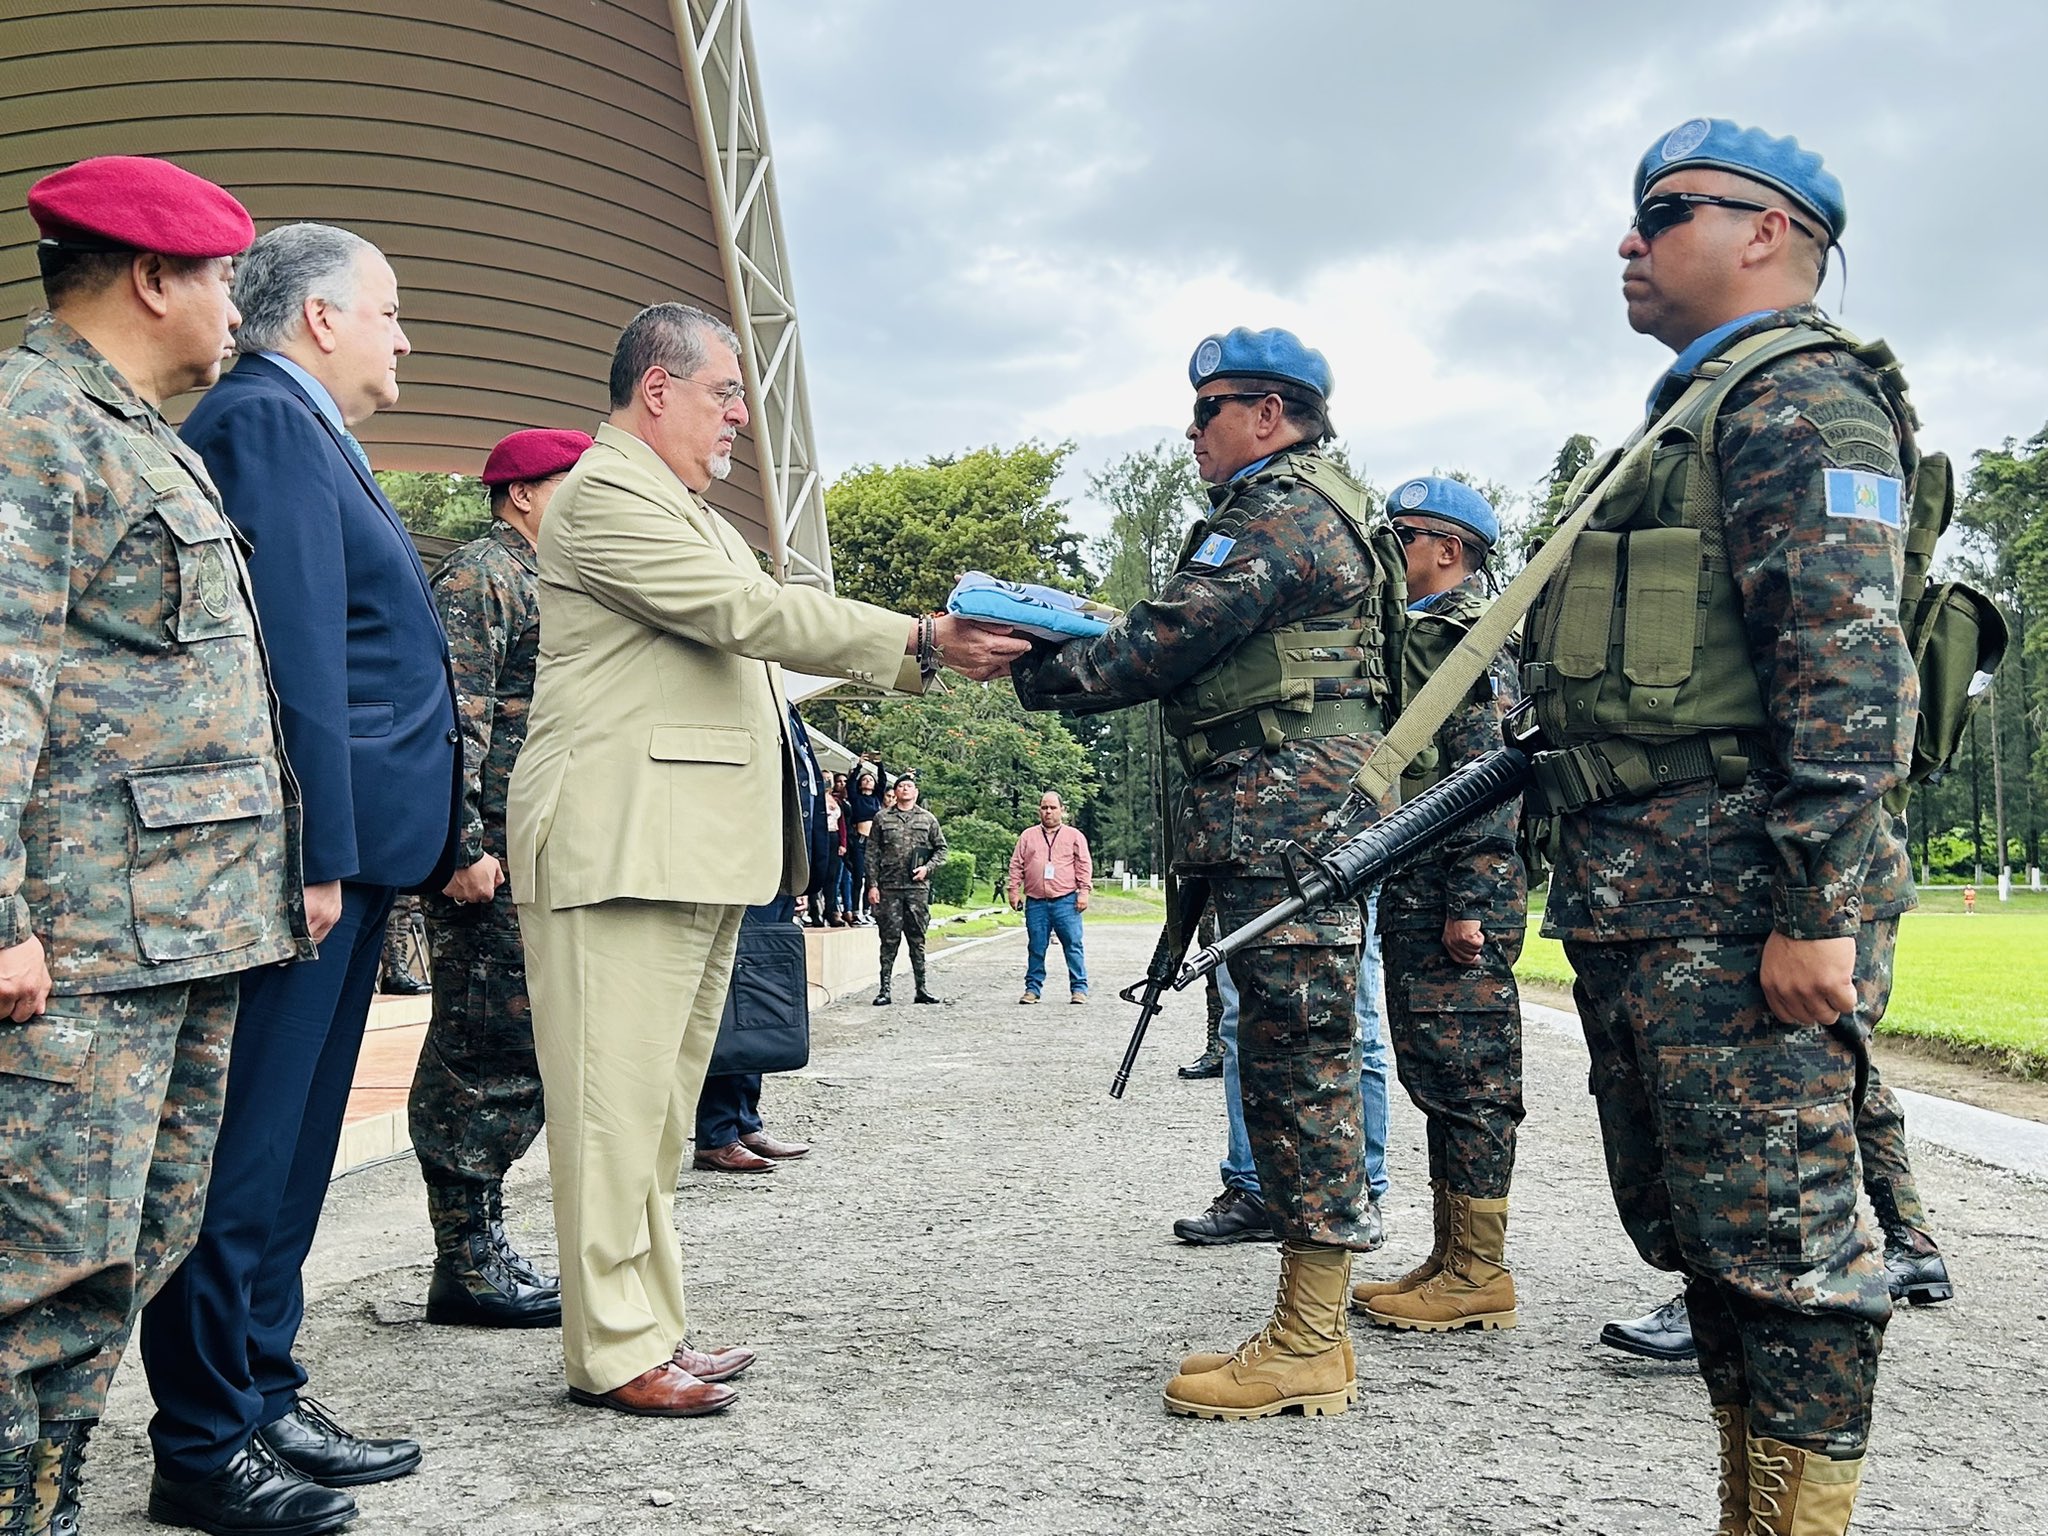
[1172, 745, 1534, 989]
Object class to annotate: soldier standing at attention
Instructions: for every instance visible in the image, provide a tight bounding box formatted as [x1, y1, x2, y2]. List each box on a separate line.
[411, 428, 591, 1329]
[0, 158, 306, 1534]
[866, 772, 947, 1005]
[1014, 328, 1405, 1421]
[1349, 478, 1528, 1334]
[1526, 120, 1915, 1534]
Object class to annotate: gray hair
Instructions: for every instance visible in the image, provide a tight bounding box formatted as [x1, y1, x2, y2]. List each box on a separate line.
[608, 301, 741, 409]
[233, 223, 378, 354]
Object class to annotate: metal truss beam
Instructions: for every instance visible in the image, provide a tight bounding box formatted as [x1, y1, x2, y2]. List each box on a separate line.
[669, 0, 834, 591]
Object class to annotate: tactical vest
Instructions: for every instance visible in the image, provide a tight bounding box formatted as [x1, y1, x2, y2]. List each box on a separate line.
[1398, 584, 1494, 799]
[1522, 318, 1914, 814]
[1160, 449, 1408, 773]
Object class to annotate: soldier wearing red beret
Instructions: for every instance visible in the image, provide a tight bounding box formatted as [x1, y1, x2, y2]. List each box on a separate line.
[0, 157, 307, 1534]
[409, 428, 589, 1331]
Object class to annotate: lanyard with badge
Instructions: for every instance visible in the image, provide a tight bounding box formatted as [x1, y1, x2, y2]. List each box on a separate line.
[1041, 826, 1061, 884]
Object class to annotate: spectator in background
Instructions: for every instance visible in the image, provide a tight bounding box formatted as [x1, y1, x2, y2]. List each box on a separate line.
[846, 766, 883, 925]
[803, 767, 842, 928]
[1007, 791, 1092, 1004]
[832, 775, 858, 919]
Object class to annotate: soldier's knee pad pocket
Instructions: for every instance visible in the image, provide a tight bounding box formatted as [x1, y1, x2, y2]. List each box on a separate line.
[1652, 1037, 1856, 1270]
[0, 1016, 110, 1260]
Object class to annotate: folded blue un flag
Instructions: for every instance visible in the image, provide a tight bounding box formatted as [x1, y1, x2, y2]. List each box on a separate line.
[945, 572, 1118, 643]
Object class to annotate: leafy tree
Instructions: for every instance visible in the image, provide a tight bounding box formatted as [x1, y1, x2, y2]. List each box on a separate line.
[825, 442, 1086, 612]
[850, 681, 1094, 836]
[378, 471, 491, 542]
[1079, 443, 1208, 877]
[945, 813, 1019, 899]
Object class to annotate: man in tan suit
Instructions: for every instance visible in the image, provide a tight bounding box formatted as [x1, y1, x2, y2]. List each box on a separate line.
[508, 303, 1024, 1418]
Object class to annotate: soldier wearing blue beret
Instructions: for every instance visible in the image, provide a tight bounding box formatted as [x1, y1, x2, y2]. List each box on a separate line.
[1016, 326, 1409, 1422]
[1520, 119, 1927, 1532]
[1350, 479, 1529, 1338]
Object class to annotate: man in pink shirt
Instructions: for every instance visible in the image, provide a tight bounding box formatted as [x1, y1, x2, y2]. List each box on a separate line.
[1007, 792, 1092, 1004]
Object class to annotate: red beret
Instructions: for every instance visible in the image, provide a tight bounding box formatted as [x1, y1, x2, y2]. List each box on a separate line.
[27, 156, 254, 260]
[480, 428, 593, 487]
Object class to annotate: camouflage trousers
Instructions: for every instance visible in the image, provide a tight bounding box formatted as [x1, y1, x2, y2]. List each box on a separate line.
[1379, 924, 1526, 1200]
[1567, 921, 1896, 1455]
[1211, 875, 1375, 1251]
[1858, 1059, 1932, 1236]
[875, 888, 930, 986]
[0, 974, 237, 1443]
[410, 916, 544, 1194]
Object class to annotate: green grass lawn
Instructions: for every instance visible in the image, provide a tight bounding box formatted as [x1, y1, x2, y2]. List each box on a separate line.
[1515, 893, 2048, 1077]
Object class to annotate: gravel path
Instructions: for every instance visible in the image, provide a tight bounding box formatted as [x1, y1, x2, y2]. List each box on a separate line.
[86, 923, 2048, 1534]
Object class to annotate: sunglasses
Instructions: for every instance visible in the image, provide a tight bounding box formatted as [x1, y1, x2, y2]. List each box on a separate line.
[1391, 523, 1456, 547]
[1191, 391, 1274, 432]
[1631, 191, 1818, 244]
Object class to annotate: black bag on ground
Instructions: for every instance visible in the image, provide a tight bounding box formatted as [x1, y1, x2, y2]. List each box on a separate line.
[707, 913, 811, 1076]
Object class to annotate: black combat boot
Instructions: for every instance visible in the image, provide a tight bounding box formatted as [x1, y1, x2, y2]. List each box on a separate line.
[30, 1420, 91, 1536]
[873, 983, 893, 1005]
[2, 1443, 35, 1536]
[1180, 989, 1226, 1077]
[1870, 1177, 1955, 1305]
[482, 1181, 556, 1291]
[424, 1184, 561, 1328]
[911, 964, 943, 1004]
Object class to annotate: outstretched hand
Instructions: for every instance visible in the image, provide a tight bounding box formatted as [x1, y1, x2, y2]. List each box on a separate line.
[932, 614, 1032, 681]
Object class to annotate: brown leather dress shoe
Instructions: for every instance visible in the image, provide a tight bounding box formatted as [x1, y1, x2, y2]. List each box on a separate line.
[694, 1142, 775, 1173]
[568, 1362, 736, 1417]
[739, 1131, 810, 1160]
[672, 1342, 756, 1382]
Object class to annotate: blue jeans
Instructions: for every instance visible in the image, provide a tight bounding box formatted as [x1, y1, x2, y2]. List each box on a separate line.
[1220, 894, 1389, 1201]
[1023, 893, 1088, 996]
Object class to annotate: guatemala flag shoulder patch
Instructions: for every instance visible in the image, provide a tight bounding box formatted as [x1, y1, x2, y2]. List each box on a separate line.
[1189, 532, 1237, 567]
[1822, 468, 1902, 527]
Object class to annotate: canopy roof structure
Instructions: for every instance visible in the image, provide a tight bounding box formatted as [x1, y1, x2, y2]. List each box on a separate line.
[0, 0, 832, 587]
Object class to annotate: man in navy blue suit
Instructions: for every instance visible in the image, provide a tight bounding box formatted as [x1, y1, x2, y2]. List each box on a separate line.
[142, 224, 459, 1536]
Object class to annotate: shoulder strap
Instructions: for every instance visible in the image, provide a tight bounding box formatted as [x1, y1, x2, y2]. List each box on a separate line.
[1350, 326, 1793, 801]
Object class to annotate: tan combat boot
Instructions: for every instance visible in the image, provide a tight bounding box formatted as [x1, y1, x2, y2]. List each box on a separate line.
[1363, 1193, 1516, 1331]
[1163, 1242, 1358, 1419]
[1351, 1179, 1449, 1310]
[1711, 1404, 1748, 1536]
[1744, 1435, 1864, 1536]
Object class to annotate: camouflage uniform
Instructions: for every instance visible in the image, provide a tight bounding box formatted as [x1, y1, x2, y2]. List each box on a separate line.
[1015, 445, 1399, 1249]
[867, 804, 946, 992]
[1378, 580, 1526, 1200]
[1537, 307, 1913, 1455]
[0, 315, 304, 1447]
[410, 519, 544, 1209]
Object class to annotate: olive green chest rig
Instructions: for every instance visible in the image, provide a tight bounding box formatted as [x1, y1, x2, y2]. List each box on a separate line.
[1159, 448, 1408, 773]
[1521, 317, 1909, 813]
[1399, 584, 1496, 798]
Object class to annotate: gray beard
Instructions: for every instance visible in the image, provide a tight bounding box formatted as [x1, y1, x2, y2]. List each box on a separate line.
[708, 452, 733, 481]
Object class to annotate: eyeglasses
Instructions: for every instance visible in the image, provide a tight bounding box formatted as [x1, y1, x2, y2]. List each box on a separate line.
[1191, 392, 1273, 432]
[670, 370, 747, 406]
[1631, 191, 1818, 244]
[1391, 523, 1456, 547]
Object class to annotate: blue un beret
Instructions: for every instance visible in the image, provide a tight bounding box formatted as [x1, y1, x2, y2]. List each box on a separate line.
[1189, 326, 1332, 400]
[1389, 476, 1499, 550]
[1634, 117, 1845, 241]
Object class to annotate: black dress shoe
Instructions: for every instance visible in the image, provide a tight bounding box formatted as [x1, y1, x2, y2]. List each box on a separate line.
[1177, 1049, 1224, 1080]
[1171, 1187, 1277, 1246]
[255, 1398, 420, 1489]
[1599, 1293, 1697, 1361]
[148, 1437, 357, 1536]
[1885, 1241, 1956, 1305]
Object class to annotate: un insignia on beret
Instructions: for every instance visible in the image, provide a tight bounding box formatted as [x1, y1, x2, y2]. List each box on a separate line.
[1194, 338, 1223, 378]
[1397, 481, 1429, 510]
[1661, 118, 1712, 162]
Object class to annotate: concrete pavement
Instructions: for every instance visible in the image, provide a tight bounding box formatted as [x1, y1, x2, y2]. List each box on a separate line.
[84, 923, 2048, 1534]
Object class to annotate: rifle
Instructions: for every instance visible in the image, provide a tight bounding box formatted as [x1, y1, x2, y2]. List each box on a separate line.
[1111, 871, 1209, 1098]
[1175, 710, 1542, 990]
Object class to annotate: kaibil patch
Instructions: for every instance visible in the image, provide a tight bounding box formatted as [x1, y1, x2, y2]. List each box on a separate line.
[1188, 532, 1237, 567]
[1822, 468, 1902, 527]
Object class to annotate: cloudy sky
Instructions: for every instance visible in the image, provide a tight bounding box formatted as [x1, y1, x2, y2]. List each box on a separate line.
[749, 0, 2047, 543]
